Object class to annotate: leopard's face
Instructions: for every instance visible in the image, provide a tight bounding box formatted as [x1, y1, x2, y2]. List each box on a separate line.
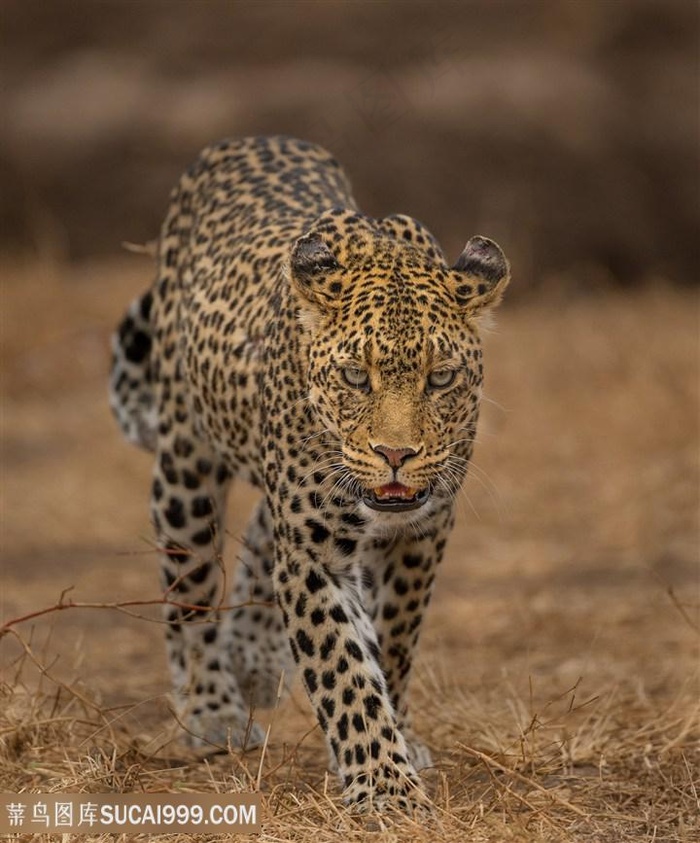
[306, 293, 484, 524]
[290, 210, 510, 525]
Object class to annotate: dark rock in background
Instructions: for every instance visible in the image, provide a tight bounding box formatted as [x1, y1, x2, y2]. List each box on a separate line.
[1, 0, 697, 288]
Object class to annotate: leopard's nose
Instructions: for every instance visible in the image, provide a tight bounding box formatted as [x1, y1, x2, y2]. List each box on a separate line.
[372, 444, 419, 468]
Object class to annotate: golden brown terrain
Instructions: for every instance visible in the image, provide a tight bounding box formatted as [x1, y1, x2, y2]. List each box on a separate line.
[1, 257, 698, 842]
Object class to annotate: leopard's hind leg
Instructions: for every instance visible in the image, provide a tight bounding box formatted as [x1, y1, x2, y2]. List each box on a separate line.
[111, 289, 264, 749]
[226, 497, 294, 708]
[151, 426, 265, 750]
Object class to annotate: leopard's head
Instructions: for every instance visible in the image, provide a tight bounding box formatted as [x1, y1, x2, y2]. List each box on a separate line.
[290, 209, 509, 525]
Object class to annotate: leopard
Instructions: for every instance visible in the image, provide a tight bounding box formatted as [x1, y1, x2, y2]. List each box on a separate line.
[110, 135, 509, 813]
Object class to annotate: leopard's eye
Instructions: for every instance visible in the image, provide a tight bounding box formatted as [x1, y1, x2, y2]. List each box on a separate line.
[427, 368, 456, 389]
[342, 366, 370, 390]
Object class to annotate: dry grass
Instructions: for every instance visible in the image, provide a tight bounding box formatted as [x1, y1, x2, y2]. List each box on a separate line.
[1, 257, 698, 841]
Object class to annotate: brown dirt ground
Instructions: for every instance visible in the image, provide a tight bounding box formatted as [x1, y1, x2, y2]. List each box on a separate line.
[1, 257, 698, 842]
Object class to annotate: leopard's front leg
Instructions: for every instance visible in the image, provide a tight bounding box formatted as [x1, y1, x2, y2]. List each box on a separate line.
[364, 504, 455, 771]
[271, 510, 429, 813]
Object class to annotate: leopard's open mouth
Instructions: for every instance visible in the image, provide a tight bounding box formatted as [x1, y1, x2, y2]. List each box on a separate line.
[362, 483, 430, 513]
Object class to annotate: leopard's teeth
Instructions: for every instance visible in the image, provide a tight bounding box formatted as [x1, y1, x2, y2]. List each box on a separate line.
[373, 485, 417, 500]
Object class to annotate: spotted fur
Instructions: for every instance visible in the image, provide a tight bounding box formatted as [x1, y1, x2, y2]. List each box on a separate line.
[110, 135, 509, 813]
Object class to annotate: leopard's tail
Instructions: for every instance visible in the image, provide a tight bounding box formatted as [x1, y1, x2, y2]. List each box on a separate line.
[109, 288, 157, 452]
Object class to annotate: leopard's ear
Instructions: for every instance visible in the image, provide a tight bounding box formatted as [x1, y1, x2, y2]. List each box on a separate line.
[450, 236, 510, 313]
[289, 233, 344, 311]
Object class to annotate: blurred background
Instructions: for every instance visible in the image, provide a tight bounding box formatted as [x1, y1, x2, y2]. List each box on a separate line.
[1, 0, 698, 286]
[1, 6, 698, 833]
